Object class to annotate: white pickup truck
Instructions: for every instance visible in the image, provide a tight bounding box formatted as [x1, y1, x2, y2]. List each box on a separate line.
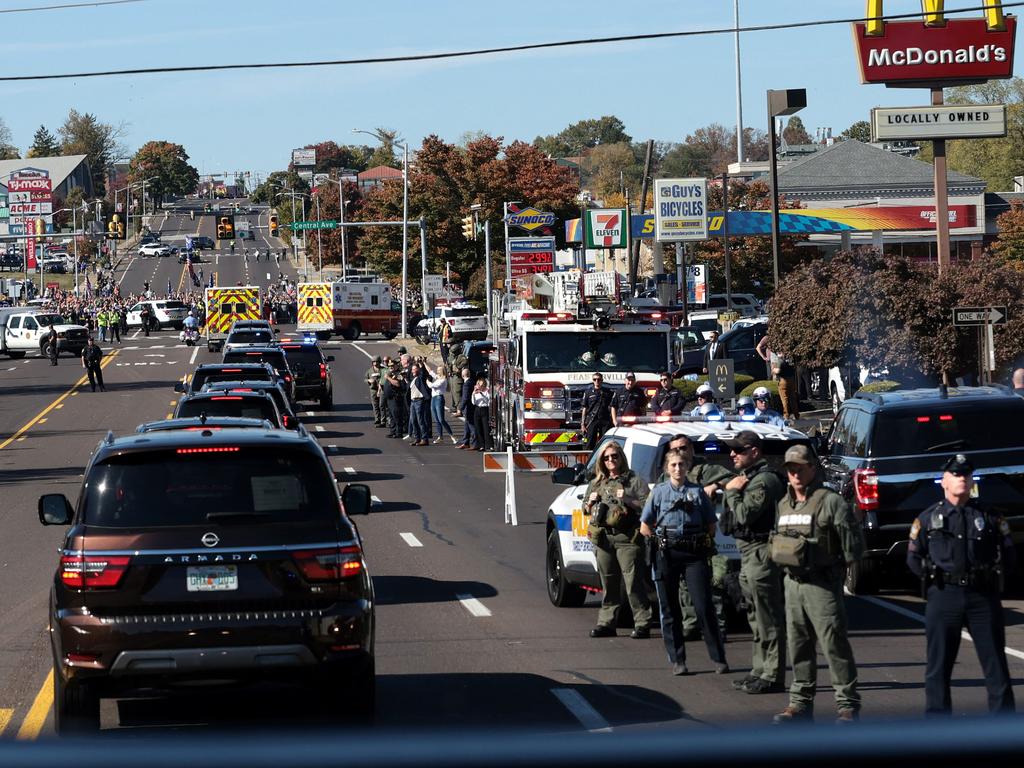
[0, 307, 90, 359]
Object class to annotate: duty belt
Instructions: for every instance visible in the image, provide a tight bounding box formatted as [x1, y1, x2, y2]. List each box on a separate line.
[933, 569, 999, 589]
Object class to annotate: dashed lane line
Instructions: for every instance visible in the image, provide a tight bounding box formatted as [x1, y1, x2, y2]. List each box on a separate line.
[858, 595, 1024, 662]
[371, 495, 382, 505]
[455, 594, 492, 618]
[315, 425, 325, 432]
[15, 669, 53, 740]
[343, 466, 356, 475]
[551, 689, 612, 734]
[399, 532, 423, 548]
[189, 346, 199, 365]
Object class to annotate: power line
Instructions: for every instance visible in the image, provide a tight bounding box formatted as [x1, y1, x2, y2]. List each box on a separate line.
[0, 0, 146, 15]
[0, 2, 1018, 82]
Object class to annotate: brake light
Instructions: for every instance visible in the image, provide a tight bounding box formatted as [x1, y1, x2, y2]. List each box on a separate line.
[939, 414, 953, 421]
[853, 468, 879, 511]
[292, 545, 364, 581]
[211, 396, 244, 401]
[222, 368, 242, 373]
[230, 388, 254, 392]
[176, 446, 241, 454]
[60, 554, 130, 589]
[319, 363, 327, 380]
[916, 416, 930, 423]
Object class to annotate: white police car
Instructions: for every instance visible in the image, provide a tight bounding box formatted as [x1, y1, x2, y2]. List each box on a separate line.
[544, 416, 812, 609]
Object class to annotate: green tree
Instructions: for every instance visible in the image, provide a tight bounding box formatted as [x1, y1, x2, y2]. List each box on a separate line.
[991, 200, 1024, 263]
[128, 141, 200, 208]
[840, 120, 872, 143]
[533, 116, 632, 157]
[58, 109, 126, 197]
[296, 140, 372, 174]
[782, 116, 813, 146]
[590, 142, 642, 200]
[26, 125, 60, 158]
[0, 117, 17, 159]
[659, 123, 735, 177]
[250, 169, 309, 205]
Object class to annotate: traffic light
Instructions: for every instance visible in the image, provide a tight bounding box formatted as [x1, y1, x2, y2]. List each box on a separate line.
[217, 215, 235, 240]
[107, 214, 125, 240]
[34, 218, 45, 236]
[461, 215, 475, 241]
[269, 214, 279, 238]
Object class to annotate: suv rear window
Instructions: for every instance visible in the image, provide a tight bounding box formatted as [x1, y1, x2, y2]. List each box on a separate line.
[164, 301, 187, 310]
[82, 449, 338, 527]
[224, 350, 288, 369]
[177, 396, 279, 423]
[228, 331, 274, 345]
[281, 345, 324, 366]
[191, 368, 272, 390]
[871, 403, 1024, 457]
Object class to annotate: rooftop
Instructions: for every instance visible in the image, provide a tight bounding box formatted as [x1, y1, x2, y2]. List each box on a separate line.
[0, 155, 89, 189]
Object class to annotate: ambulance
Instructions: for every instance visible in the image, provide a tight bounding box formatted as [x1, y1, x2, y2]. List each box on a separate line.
[204, 286, 261, 352]
[296, 281, 401, 341]
[296, 282, 334, 340]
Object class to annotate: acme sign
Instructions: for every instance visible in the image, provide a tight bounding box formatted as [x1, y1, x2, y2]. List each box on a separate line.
[853, 1, 1016, 86]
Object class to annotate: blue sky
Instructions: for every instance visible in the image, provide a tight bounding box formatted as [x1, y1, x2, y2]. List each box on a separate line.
[1, 0, 1021, 179]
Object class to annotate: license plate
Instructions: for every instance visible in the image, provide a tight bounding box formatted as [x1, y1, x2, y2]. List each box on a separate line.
[186, 565, 238, 592]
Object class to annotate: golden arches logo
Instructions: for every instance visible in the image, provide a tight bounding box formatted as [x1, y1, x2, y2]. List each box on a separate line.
[865, 1, 1006, 36]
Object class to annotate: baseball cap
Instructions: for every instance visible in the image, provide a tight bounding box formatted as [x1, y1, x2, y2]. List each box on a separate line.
[783, 444, 816, 466]
[725, 430, 762, 451]
[396, 346, 408, 354]
[625, 372, 636, 380]
[942, 453, 974, 475]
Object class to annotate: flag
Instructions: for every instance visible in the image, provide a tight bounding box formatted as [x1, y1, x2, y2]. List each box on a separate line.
[85, 273, 93, 301]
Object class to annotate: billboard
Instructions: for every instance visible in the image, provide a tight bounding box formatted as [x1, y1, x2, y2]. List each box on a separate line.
[871, 104, 1007, 140]
[654, 178, 707, 242]
[291, 148, 316, 167]
[509, 236, 555, 277]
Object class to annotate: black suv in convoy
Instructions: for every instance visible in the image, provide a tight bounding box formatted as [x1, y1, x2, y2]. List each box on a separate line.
[40, 427, 374, 734]
[174, 362, 277, 396]
[174, 390, 284, 428]
[199, 380, 300, 430]
[222, 347, 296, 404]
[822, 385, 1024, 594]
[279, 340, 334, 409]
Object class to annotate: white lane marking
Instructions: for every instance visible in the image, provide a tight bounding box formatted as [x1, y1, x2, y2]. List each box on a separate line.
[343, 466, 356, 475]
[189, 346, 199, 365]
[551, 689, 612, 734]
[399, 532, 423, 548]
[5, 367, 14, 372]
[131, 329, 141, 338]
[303, 411, 315, 416]
[117, 257, 137, 286]
[315, 425, 324, 432]
[348, 343, 374, 360]
[858, 595, 1024, 662]
[455, 594, 492, 618]
[371, 495, 381, 505]
[144, 354, 165, 358]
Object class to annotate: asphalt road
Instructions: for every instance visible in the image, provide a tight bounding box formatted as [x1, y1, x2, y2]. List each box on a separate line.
[0, 259, 1022, 736]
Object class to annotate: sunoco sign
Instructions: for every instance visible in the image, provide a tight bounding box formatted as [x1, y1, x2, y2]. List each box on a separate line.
[505, 206, 556, 232]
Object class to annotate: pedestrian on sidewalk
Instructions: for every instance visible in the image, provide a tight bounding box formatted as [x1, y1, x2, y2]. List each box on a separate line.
[426, 362, 457, 443]
[457, 367, 475, 449]
[409, 362, 431, 446]
[471, 377, 491, 451]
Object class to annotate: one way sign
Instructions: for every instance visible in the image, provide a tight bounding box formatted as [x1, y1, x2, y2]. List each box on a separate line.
[953, 306, 1007, 326]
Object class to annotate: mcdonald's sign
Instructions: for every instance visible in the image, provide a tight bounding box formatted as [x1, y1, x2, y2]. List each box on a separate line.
[853, 1, 1016, 85]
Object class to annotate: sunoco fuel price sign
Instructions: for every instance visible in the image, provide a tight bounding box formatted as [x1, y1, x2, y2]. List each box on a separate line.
[654, 178, 707, 242]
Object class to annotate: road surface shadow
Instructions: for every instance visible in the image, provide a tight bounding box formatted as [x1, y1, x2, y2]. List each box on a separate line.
[371, 500, 421, 514]
[371, 575, 496, 606]
[335, 471, 404, 483]
[0, 465, 85, 485]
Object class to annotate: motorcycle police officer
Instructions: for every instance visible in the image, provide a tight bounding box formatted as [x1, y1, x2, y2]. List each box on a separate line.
[907, 454, 1016, 716]
[610, 372, 648, 425]
[580, 373, 614, 450]
[641, 448, 729, 676]
[721, 431, 787, 694]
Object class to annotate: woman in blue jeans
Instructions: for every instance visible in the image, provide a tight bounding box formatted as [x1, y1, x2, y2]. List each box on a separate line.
[426, 362, 457, 444]
[408, 363, 432, 446]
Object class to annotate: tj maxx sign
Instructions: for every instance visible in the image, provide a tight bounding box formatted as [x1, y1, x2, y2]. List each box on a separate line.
[854, 1, 1017, 85]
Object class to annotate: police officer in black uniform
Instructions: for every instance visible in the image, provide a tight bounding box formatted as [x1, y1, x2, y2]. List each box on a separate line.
[907, 454, 1017, 717]
[650, 371, 684, 416]
[610, 372, 648, 425]
[580, 373, 614, 450]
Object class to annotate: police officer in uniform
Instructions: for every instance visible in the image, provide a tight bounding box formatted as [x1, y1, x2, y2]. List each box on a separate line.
[580, 373, 614, 450]
[81, 337, 106, 392]
[45, 324, 58, 366]
[907, 454, 1016, 716]
[721, 431, 787, 694]
[610, 372, 648, 425]
[383, 362, 407, 438]
[366, 357, 384, 426]
[650, 371, 684, 416]
[642, 447, 729, 676]
[772, 444, 863, 724]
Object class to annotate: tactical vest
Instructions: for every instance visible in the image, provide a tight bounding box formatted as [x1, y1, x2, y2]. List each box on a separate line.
[773, 486, 842, 569]
[721, 464, 780, 542]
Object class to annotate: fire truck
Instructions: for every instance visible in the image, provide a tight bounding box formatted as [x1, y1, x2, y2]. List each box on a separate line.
[488, 272, 672, 452]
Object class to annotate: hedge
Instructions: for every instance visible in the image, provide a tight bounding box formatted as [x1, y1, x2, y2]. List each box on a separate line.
[859, 380, 902, 394]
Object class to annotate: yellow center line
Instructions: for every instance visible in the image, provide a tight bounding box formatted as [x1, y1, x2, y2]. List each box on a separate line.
[176, 262, 188, 293]
[15, 669, 53, 740]
[0, 350, 120, 453]
[0, 708, 13, 736]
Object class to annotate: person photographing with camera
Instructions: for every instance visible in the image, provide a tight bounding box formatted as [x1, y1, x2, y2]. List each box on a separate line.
[585, 443, 652, 640]
[641, 448, 729, 676]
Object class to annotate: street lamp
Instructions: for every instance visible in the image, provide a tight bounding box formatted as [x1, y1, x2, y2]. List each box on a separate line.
[275, 190, 309, 280]
[767, 88, 806, 291]
[320, 176, 350, 278]
[53, 200, 90, 296]
[354, 128, 410, 337]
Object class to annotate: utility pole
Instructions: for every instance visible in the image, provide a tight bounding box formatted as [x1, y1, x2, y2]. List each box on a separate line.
[484, 219, 492, 322]
[723, 172, 732, 309]
[629, 139, 654, 293]
[315, 194, 323, 280]
[734, 0, 745, 163]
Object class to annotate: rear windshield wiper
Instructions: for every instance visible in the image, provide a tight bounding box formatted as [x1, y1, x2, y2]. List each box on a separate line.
[925, 439, 968, 452]
[205, 511, 272, 521]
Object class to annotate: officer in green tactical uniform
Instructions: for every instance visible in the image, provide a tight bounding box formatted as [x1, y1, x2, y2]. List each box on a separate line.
[658, 434, 734, 641]
[365, 357, 384, 426]
[585, 441, 652, 638]
[721, 431, 787, 695]
[449, 343, 469, 413]
[771, 444, 864, 725]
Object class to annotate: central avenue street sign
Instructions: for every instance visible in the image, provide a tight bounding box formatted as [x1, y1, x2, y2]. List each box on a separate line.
[291, 220, 338, 231]
[953, 306, 1007, 326]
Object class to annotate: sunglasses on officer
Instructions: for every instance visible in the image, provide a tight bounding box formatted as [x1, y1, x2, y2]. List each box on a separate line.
[729, 445, 753, 455]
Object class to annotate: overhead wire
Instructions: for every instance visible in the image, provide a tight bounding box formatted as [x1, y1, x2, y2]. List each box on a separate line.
[0, 2, 1019, 82]
[0, 0, 146, 15]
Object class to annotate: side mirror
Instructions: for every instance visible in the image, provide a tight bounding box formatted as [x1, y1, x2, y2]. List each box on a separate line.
[326, 355, 335, 362]
[552, 463, 586, 486]
[173, 381, 185, 393]
[39, 494, 73, 526]
[342, 483, 372, 516]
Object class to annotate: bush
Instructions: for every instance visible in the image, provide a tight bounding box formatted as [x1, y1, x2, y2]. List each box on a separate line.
[674, 374, 754, 402]
[739, 379, 782, 410]
[859, 380, 902, 393]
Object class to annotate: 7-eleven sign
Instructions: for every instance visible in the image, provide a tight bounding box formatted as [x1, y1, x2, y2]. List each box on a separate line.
[584, 208, 628, 249]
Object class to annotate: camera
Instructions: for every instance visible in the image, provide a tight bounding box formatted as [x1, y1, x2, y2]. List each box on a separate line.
[590, 501, 610, 528]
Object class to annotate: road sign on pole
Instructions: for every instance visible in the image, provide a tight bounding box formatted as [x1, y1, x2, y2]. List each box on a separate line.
[708, 358, 735, 399]
[290, 220, 338, 231]
[953, 306, 1007, 326]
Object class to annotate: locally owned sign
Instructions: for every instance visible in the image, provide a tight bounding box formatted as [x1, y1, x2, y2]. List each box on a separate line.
[509, 236, 555, 277]
[505, 206, 556, 232]
[654, 178, 707, 242]
[953, 306, 1007, 326]
[584, 209, 627, 249]
[872, 104, 1007, 140]
[853, 16, 1017, 86]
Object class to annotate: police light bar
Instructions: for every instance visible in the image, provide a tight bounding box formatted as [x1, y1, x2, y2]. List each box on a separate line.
[617, 414, 777, 425]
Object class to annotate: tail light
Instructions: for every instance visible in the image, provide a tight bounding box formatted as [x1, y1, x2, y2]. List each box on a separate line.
[282, 414, 294, 428]
[319, 363, 327, 380]
[853, 468, 879, 511]
[293, 545, 364, 581]
[60, 554, 130, 589]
